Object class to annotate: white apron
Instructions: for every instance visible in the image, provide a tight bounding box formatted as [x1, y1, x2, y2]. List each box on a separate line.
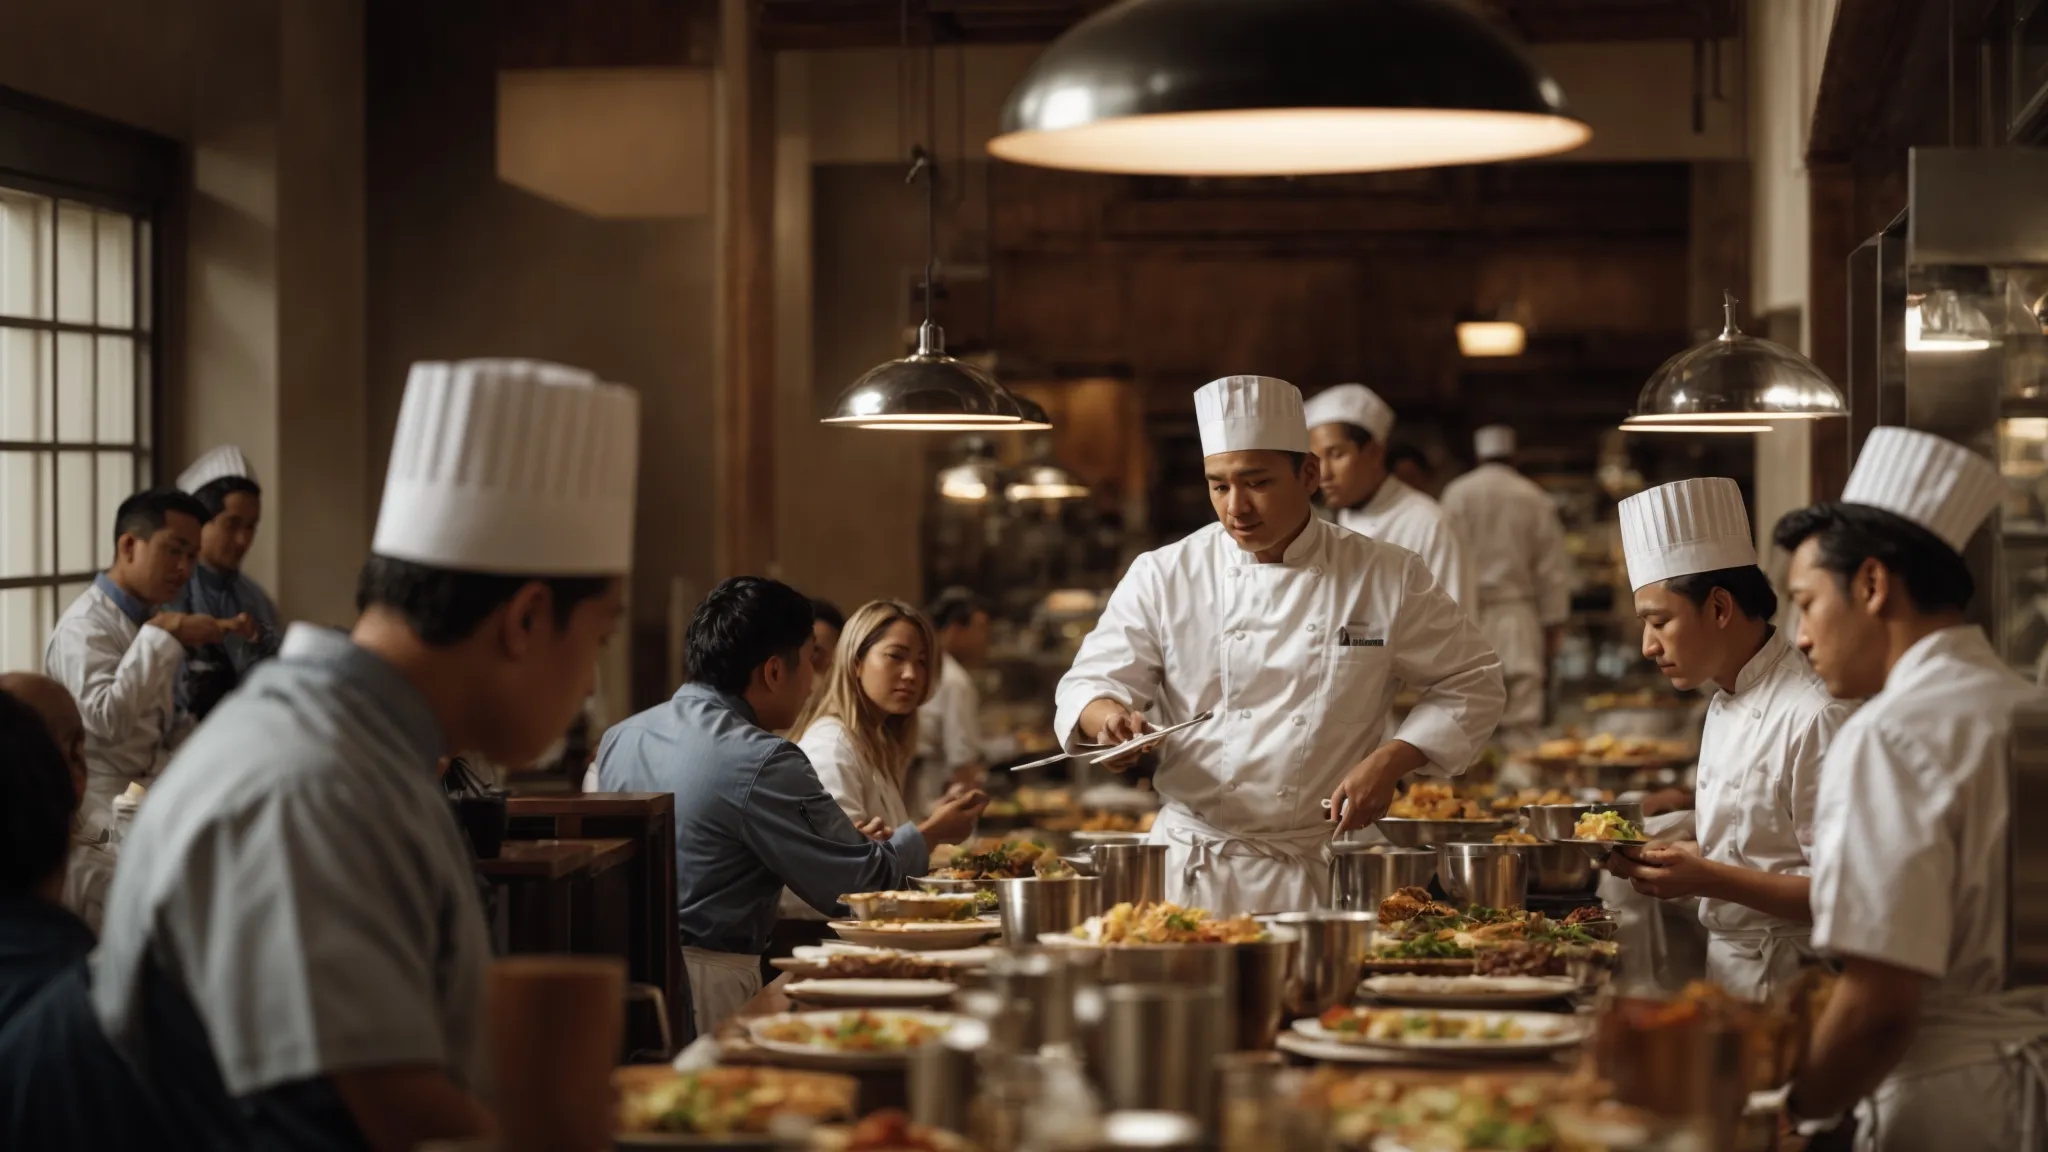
[682, 947, 763, 1038]
[1705, 930, 1813, 1003]
[1153, 805, 1329, 917]
[1476, 598, 1545, 731]
[1855, 987, 2048, 1152]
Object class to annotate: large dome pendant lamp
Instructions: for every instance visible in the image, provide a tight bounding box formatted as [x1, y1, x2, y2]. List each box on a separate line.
[986, 0, 1591, 177]
[1622, 293, 1847, 433]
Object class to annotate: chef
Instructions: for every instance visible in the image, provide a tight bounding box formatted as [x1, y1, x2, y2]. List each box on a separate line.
[167, 445, 283, 719]
[93, 359, 639, 1151]
[1773, 428, 2048, 1150]
[1439, 425, 1572, 741]
[1601, 478, 1851, 1002]
[1053, 375, 1505, 915]
[1304, 384, 1475, 608]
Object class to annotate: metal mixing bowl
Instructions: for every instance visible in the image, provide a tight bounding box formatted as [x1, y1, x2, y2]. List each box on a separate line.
[1522, 801, 1646, 843]
[1374, 816, 1514, 847]
[1504, 841, 1600, 895]
[1436, 843, 1530, 909]
[1327, 843, 1436, 911]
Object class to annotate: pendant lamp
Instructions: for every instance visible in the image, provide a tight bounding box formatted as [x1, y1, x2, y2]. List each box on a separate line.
[1906, 290, 1996, 354]
[937, 438, 1001, 502]
[824, 150, 1033, 431]
[987, 0, 1590, 177]
[1623, 294, 1846, 431]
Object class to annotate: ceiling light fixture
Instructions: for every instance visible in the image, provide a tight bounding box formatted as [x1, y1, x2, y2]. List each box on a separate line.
[937, 438, 1001, 502]
[1905, 290, 1996, 354]
[1626, 292, 1846, 427]
[1457, 320, 1526, 358]
[987, 0, 1590, 177]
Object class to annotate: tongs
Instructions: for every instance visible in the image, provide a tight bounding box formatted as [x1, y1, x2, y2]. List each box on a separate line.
[1004, 709, 1216, 771]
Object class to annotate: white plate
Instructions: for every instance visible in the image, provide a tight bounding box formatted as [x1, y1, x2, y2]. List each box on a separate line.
[792, 943, 1000, 966]
[1274, 1031, 1472, 1067]
[1361, 975, 1577, 1007]
[744, 1010, 958, 1069]
[784, 979, 959, 1008]
[1291, 1010, 1588, 1056]
[826, 921, 999, 951]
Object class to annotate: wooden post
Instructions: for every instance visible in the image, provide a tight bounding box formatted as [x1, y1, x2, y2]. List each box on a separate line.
[715, 0, 778, 579]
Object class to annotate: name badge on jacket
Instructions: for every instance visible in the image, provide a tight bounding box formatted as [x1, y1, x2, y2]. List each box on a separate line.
[1336, 623, 1385, 647]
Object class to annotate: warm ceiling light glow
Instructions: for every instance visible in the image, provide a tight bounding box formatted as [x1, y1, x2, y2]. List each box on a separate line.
[1624, 412, 1828, 424]
[1456, 320, 1527, 358]
[1620, 420, 1774, 434]
[989, 109, 1591, 178]
[1905, 299, 1994, 353]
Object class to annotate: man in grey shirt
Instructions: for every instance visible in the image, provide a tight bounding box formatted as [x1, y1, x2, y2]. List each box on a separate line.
[598, 576, 987, 1035]
[92, 359, 642, 1152]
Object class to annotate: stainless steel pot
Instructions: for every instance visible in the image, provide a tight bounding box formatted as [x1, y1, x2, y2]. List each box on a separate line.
[1522, 801, 1646, 842]
[993, 876, 1102, 942]
[1099, 983, 1226, 1124]
[1262, 911, 1374, 1018]
[1507, 841, 1599, 895]
[1089, 843, 1166, 908]
[1094, 943, 1235, 1048]
[1229, 929, 1299, 1051]
[1373, 816, 1513, 848]
[1436, 842, 1529, 908]
[909, 1017, 990, 1132]
[984, 948, 1079, 1050]
[1327, 843, 1435, 911]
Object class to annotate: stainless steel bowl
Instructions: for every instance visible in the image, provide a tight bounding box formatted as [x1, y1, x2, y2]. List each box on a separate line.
[992, 875, 1102, 941]
[1522, 801, 1645, 843]
[1374, 816, 1513, 848]
[1090, 842, 1167, 908]
[1502, 841, 1599, 895]
[1327, 843, 1436, 911]
[1230, 927, 1300, 1050]
[1072, 830, 1150, 849]
[1262, 912, 1374, 1018]
[1435, 843, 1529, 909]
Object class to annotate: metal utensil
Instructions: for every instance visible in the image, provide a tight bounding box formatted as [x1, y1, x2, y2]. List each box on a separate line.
[1083, 710, 1216, 764]
[1503, 841, 1600, 894]
[993, 875, 1103, 942]
[1100, 983, 1227, 1123]
[1373, 816, 1515, 848]
[1436, 842, 1530, 908]
[1230, 929, 1300, 1050]
[1090, 842, 1167, 908]
[1326, 843, 1435, 911]
[1262, 911, 1374, 1017]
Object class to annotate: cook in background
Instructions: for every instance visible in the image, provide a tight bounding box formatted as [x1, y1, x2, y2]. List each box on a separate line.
[1386, 442, 1438, 500]
[1053, 375, 1505, 916]
[1600, 478, 1851, 1002]
[0, 674, 112, 933]
[1776, 428, 2048, 1151]
[42, 488, 251, 837]
[809, 597, 845, 678]
[1305, 384, 1476, 610]
[595, 577, 987, 1038]
[1439, 425, 1573, 745]
[166, 445, 283, 720]
[93, 358, 639, 1151]
[915, 587, 1004, 807]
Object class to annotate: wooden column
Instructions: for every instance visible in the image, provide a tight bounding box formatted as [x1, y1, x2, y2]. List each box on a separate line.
[715, 0, 778, 579]
[1806, 160, 1858, 503]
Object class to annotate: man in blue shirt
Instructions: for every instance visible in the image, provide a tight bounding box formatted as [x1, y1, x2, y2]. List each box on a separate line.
[598, 576, 987, 1036]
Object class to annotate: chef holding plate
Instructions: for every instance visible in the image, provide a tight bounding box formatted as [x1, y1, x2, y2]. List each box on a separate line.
[1053, 375, 1505, 916]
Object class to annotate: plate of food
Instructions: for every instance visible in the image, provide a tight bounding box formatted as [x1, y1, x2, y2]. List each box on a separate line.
[745, 1010, 956, 1069]
[1273, 1030, 1472, 1067]
[921, 837, 1071, 886]
[1558, 810, 1649, 862]
[613, 1065, 857, 1146]
[827, 921, 1000, 951]
[812, 1109, 975, 1152]
[837, 891, 979, 923]
[1299, 1007, 1589, 1056]
[784, 979, 959, 1009]
[771, 951, 983, 982]
[1299, 1067, 1605, 1151]
[1360, 975, 1578, 1008]
[1053, 901, 1269, 946]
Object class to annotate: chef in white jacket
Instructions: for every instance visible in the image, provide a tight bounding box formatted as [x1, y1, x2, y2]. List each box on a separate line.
[1054, 376, 1506, 916]
[1304, 384, 1475, 609]
[42, 488, 251, 833]
[1601, 478, 1851, 1002]
[1774, 428, 2048, 1151]
[1439, 425, 1571, 739]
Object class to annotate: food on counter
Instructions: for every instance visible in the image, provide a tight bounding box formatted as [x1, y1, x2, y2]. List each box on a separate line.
[1316, 1006, 1545, 1044]
[1535, 737, 1585, 761]
[1374, 931, 1476, 961]
[928, 837, 1058, 880]
[1571, 812, 1645, 842]
[1378, 887, 1459, 924]
[1079, 809, 1155, 833]
[838, 891, 978, 922]
[614, 1067, 856, 1135]
[1071, 901, 1267, 945]
[756, 1011, 944, 1052]
[1014, 787, 1072, 814]
[1584, 688, 1682, 711]
[1581, 733, 1690, 764]
[811, 954, 967, 981]
[1491, 787, 1606, 811]
[828, 1109, 968, 1152]
[1561, 905, 1609, 928]
[1492, 830, 1541, 845]
[1472, 942, 1558, 978]
[1387, 782, 1488, 820]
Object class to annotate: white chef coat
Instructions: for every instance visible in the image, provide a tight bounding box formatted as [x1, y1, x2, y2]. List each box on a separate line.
[1053, 516, 1506, 916]
[1440, 462, 1571, 730]
[62, 824, 118, 935]
[1332, 476, 1476, 609]
[1692, 630, 1851, 1001]
[779, 717, 918, 922]
[1808, 626, 2048, 1151]
[42, 580, 190, 834]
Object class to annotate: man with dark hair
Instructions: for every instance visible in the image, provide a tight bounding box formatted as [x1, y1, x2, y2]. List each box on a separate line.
[0, 674, 113, 933]
[1304, 385, 1474, 609]
[809, 597, 846, 676]
[1386, 442, 1435, 499]
[597, 575, 989, 1035]
[0, 689, 86, 1027]
[917, 587, 998, 802]
[167, 446, 283, 719]
[1599, 479, 1851, 1002]
[43, 487, 251, 834]
[1773, 429, 2048, 1150]
[94, 359, 640, 1152]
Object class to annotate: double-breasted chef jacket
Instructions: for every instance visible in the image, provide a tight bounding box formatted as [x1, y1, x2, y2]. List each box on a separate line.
[1332, 476, 1476, 610]
[1440, 461, 1571, 732]
[1053, 515, 1506, 916]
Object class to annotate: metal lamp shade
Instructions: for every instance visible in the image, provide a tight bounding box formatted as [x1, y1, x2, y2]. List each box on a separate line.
[1625, 306, 1845, 431]
[825, 321, 1030, 431]
[1006, 462, 1090, 501]
[987, 0, 1590, 177]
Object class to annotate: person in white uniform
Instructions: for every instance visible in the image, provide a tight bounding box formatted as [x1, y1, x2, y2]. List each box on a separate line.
[1053, 375, 1506, 916]
[1773, 428, 2048, 1151]
[93, 359, 641, 1150]
[1439, 425, 1571, 738]
[1599, 478, 1852, 1002]
[1305, 384, 1474, 609]
[916, 588, 995, 806]
[42, 488, 251, 834]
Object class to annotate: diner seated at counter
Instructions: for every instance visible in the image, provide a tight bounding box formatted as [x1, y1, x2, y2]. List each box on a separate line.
[594, 576, 988, 1037]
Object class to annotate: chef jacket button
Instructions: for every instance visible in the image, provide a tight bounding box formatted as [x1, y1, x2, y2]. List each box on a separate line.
[1239, 709, 1252, 720]
[1225, 782, 1238, 792]
[1310, 566, 1322, 575]
[1752, 708, 1762, 718]
[1228, 567, 1240, 577]
[1291, 715, 1305, 727]
[1307, 623, 1320, 633]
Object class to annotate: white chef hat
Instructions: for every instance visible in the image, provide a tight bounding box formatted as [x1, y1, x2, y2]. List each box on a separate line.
[1303, 383, 1395, 443]
[1840, 426, 2002, 553]
[1193, 375, 1311, 457]
[372, 359, 641, 576]
[178, 445, 256, 494]
[1618, 478, 1757, 591]
[1475, 425, 1516, 460]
